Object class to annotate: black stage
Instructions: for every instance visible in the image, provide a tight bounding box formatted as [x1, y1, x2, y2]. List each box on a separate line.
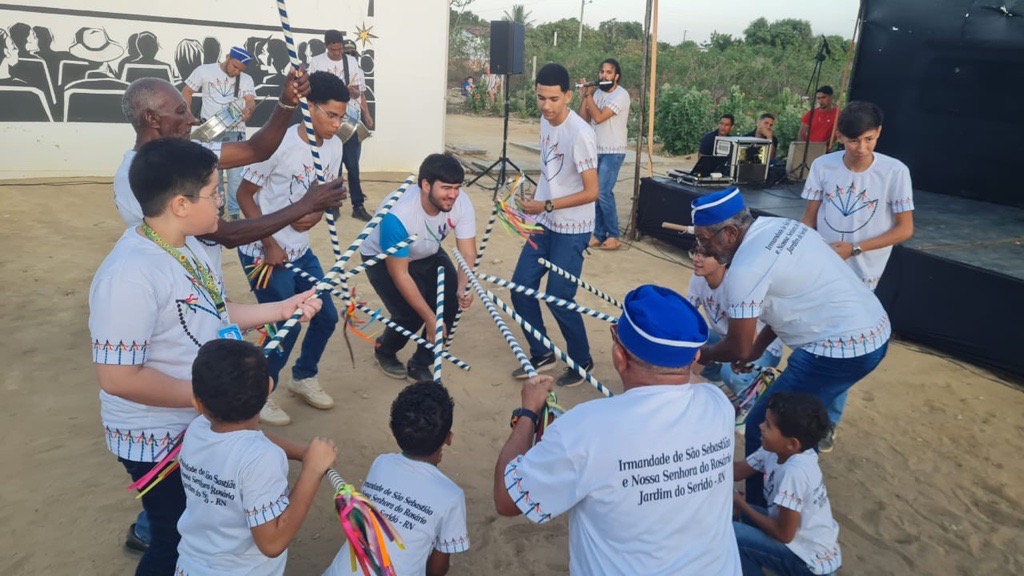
[636, 177, 1024, 378]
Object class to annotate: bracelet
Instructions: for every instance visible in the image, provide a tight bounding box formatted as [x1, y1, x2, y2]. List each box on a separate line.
[277, 101, 298, 110]
[510, 407, 540, 430]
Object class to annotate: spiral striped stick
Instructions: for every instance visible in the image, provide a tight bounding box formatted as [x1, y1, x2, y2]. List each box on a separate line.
[281, 261, 472, 371]
[433, 266, 444, 382]
[275, 0, 341, 260]
[486, 290, 614, 398]
[326, 468, 404, 576]
[538, 258, 623, 309]
[453, 249, 536, 378]
[337, 176, 416, 305]
[262, 177, 414, 356]
[444, 204, 498, 349]
[479, 274, 619, 324]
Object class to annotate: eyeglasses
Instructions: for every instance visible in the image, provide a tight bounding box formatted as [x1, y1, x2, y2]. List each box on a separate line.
[190, 189, 224, 207]
[693, 226, 727, 251]
[688, 246, 708, 259]
[315, 103, 343, 122]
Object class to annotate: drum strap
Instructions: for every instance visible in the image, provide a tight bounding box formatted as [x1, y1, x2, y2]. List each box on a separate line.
[342, 53, 350, 86]
[233, 73, 240, 98]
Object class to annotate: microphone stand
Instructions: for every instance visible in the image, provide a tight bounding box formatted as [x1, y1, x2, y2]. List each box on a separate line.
[789, 36, 831, 181]
[467, 73, 537, 198]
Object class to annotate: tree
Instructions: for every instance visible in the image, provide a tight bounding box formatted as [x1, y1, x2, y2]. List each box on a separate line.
[767, 18, 813, 50]
[503, 4, 534, 28]
[598, 19, 643, 44]
[709, 31, 739, 51]
[744, 17, 771, 46]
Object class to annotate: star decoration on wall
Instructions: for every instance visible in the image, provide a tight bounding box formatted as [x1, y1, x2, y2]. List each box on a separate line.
[356, 22, 378, 48]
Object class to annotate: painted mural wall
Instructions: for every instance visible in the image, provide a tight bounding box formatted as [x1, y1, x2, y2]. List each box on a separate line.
[0, 0, 448, 177]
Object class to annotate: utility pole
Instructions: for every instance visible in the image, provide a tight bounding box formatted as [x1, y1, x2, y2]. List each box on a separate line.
[578, 0, 592, 45]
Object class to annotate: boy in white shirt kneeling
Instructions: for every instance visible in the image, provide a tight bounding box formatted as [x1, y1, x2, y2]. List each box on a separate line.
[733, 392, 842, 576]
[176, 339, 337, 576]
[324, 381, 470, 576]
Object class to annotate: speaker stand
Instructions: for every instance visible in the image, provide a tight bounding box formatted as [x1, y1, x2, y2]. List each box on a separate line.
[467, 73, 536, 198]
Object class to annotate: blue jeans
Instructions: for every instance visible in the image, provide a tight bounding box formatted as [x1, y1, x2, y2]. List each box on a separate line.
[734, 516, 824, 576]
[135, 510, 151, 544]
[510, 227, 591, 364]
[744, 342, 888, 506]
[238, 249, 339, 386]
[702, 332, 783, 395]
[342, 136, 365, 208]
[215, 130, 245, 217]
[120, 458, 186, 576]
[593, 153, 625, 242]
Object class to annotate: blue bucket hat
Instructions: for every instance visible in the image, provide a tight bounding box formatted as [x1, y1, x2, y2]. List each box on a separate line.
[617, 285, 708, 368]
[691, 187, 745, 227]
[229, 46, 253, 65]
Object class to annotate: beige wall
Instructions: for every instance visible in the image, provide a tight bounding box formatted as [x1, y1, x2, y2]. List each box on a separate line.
[0, 0, 448, 178]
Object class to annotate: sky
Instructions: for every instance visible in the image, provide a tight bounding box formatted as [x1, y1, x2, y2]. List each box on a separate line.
[459, 0, 862, 45]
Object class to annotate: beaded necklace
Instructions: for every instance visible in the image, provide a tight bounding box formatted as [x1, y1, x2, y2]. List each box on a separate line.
[141, 223, 227, 317]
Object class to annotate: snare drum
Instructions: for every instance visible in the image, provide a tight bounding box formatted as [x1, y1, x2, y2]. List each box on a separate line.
[192, 99, 247, 142]
[336, 117, 372, 143]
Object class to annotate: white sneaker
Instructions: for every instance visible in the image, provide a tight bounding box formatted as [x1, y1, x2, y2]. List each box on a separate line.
[288, 376, 334, 409]
[260, 396, 291, 426]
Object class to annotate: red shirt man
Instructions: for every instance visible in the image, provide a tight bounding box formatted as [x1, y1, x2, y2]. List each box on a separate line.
[799, 85, 839, 145]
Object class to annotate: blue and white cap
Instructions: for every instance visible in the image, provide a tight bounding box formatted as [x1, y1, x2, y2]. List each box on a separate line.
[617, 285, 708, 368]
[691, 187, 745, 227]
[229, 46, 253, 65]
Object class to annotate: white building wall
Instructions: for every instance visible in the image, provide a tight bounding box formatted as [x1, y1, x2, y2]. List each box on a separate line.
[0, 0, 448, 178]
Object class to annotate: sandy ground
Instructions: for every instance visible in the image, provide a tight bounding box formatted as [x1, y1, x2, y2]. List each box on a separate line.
[1, 114, 1023, 575]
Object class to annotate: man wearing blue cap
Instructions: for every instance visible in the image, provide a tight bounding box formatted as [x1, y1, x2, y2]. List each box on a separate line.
[691, 187, 890, 504]
[494, 285, 741, 575]
[182, 47, 257, 219]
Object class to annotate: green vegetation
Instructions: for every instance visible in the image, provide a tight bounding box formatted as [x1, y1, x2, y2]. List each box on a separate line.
[449, 11, 851, 157]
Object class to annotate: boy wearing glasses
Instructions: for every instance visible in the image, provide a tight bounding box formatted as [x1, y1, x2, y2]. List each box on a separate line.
[89, 138, 323, 574]
[236, 71, 349, 426]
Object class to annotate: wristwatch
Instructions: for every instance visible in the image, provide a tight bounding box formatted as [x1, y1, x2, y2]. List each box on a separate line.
[544, 200, 555, 213]
[852, 244, 863, 257]
[510, 407, 540, 429]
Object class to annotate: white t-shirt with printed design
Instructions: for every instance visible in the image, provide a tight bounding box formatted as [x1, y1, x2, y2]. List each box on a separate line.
[175, 415, 290, 576]
[238, 127, 343, 262]
[687, 275, 783, 357]
[591, 86, 630, 154]
[324, 453, 469, 576]
[535, 110, 599, 234]
[89, 229, 229, 462]
[185, 63, 256, 128]
[726, 217, 890, 358]
[113, 144, 225, 272]
[307, 53, 364, 120]
[359, 184, 476, 261]
[747, 448, 842, 575]
[802, 151, 914, 290]
[504, 384, 741, 576]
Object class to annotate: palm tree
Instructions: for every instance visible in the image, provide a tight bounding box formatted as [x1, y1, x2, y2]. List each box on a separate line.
[503, 4, 534, 28]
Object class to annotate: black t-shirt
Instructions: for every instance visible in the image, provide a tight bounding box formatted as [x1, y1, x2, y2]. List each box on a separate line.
[743, 129, 779, 149]
[698, 129, 719, 156]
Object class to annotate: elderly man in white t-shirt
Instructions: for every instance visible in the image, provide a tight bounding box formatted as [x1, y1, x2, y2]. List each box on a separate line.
[495, 284, 741, 576]
[692, 187, 890, 506]
[182, 46, 257, 219]
[514, 63, 599, 388]
[578, 57, 631, 251]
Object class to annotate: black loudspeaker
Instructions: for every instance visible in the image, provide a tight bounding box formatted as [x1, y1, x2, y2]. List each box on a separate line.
[489, 21, 525, 75]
